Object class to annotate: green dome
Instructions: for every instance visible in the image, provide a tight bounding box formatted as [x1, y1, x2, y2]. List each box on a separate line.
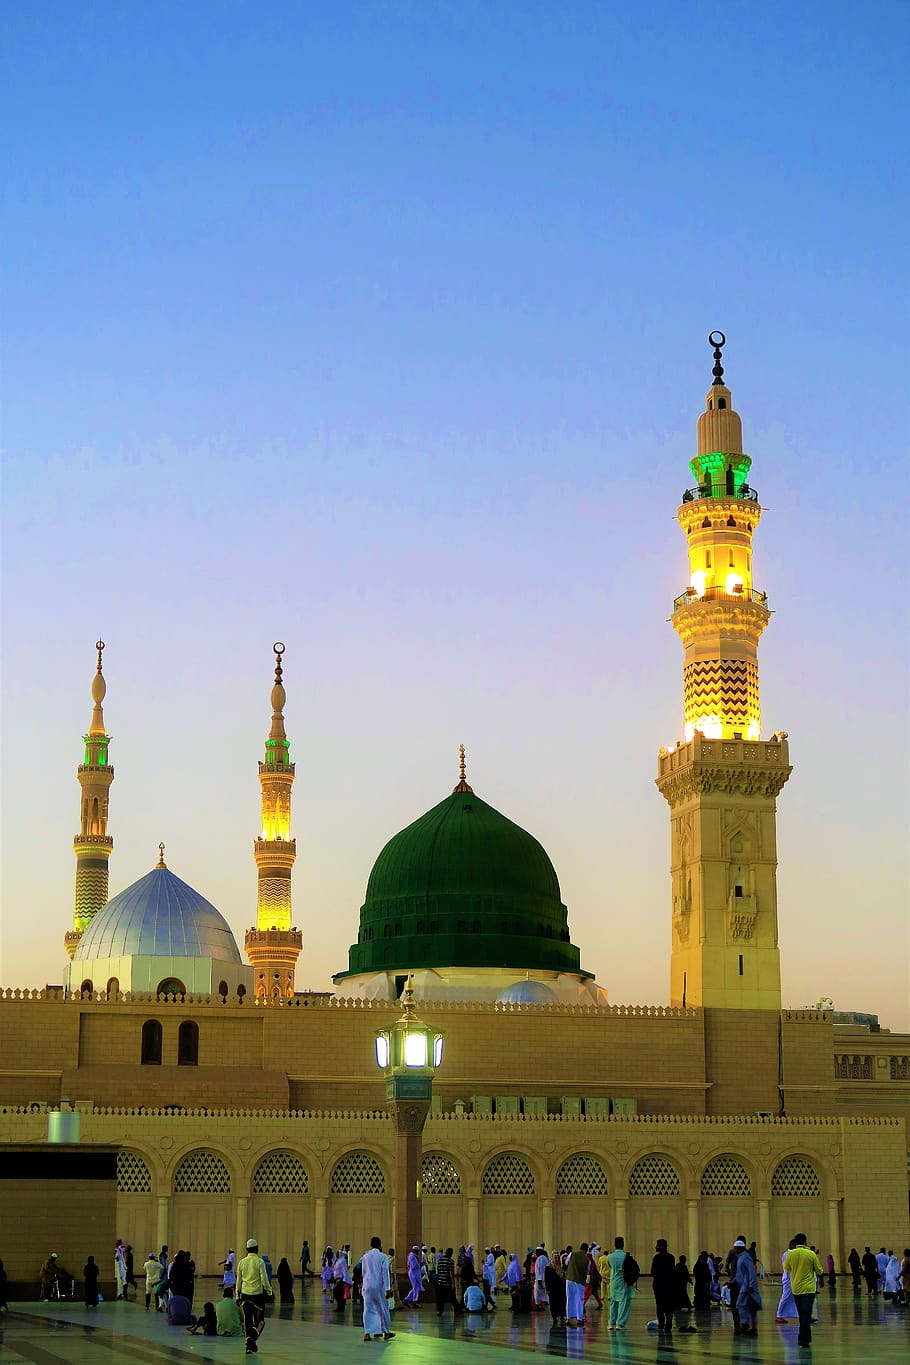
[336, 786, 588, 980]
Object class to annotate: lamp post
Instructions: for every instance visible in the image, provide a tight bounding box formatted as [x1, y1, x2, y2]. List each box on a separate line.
[375, 976, 443, 1269]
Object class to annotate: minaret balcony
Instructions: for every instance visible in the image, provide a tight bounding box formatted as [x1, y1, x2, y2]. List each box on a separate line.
[78, 764, 115, 777]
[672, 585, 768, 613]
[681, 483, 759, 504]
[73, 833, 114, 850]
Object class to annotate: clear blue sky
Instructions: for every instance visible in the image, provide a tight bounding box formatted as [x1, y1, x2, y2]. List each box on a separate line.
[2, 1, 908, 1024]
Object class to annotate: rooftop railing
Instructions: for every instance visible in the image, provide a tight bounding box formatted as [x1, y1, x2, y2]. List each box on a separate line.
[673, 585, 769, 613]
[681, 483, 759, 504]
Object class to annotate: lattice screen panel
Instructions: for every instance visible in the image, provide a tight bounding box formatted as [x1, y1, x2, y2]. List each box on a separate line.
[420, 1152, 461, 1196]
[117, 1150, 152, 1193]
[629, 1154, 680, 1197]
[173, 1150, 232, 1193]
[771, 1157, 820, 1198]
[330, 1151, 386, 1195]
[252, 1151, 309, 1194]
[556, 1153, 609, 1196]
[482, 1152, 536, 1196]
[700, 1155, 751, 1198]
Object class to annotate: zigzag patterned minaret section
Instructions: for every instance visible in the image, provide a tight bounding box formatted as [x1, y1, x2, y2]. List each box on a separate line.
[245, 643, 302, 999]
[66, 642, 114, 960]
[656, 335, 792, 1010]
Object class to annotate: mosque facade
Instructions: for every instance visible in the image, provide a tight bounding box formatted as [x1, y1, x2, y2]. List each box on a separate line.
[1, 338, 907, 1292]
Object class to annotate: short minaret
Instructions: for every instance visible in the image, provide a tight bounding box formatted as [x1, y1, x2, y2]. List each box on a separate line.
[245, 642, 302, 999]
[656, 334, 792, 1009]
[66, 641, 114, 959]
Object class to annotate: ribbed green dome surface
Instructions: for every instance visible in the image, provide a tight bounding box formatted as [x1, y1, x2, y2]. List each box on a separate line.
[336, 787, 588, 980]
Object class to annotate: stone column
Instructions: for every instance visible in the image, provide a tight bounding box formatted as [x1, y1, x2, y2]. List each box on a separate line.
[156, 1194, 169, 1248]
[235, 1196, 248, 1253]
[827, 1199, 842, 1271]
[314, 1195, 326, 1256]
[467, 1197, 479, 1250]
[687, 1199, 700, 1265]
[389, 1097, 430, 1273]
[758, 1198, 771, 1267]
[614, 1197, 627, 1240]
[541, 1197, 554, 1250]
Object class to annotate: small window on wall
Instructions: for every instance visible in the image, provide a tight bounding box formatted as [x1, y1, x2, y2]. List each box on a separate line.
[141, 1020, 162, 1065]
[217, 980, 228, 998]
[705, 551, 712, 568]
[80, 979, 93, 995]
[106, 977, 119, 998]
[729, 549, 735, 568]
[178, 1020, 199, 1066]
[156, 977, 186, 999]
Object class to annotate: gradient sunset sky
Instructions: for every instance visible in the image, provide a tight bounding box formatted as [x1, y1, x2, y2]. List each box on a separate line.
[2, 2, 908, 1027]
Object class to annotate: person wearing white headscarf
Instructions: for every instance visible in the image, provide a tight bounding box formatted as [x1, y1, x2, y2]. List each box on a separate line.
[482, 1250, 497, 1307]
[534, 1246, 550, 1308]
[884, 1253, 901, 1297]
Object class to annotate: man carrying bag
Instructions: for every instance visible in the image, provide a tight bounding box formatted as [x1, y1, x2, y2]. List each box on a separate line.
[236, 1238, 273, 1355]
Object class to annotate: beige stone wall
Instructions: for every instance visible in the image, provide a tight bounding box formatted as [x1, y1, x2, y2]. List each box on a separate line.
[0, 1105, 905, 1292]
[2, 992, 908, 1127]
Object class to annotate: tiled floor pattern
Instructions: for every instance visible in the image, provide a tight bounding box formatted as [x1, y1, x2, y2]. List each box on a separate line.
[2, 1287, 908, 1363]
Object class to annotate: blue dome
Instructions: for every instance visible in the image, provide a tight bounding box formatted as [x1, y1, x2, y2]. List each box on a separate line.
[497, 980, 557, 1005]
[73, 865, 242, 964]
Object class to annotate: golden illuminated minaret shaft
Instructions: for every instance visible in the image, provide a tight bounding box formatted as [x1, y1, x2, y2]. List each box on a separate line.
[245, 643, 302, 999]
[65, 641, 114, 960]
[656, 335, 792, 1010]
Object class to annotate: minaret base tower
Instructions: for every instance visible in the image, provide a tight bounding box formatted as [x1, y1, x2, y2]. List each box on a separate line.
[66, 641, 114, 960]
[656, 335, 792, 1010]
[245, 643, 302, 999]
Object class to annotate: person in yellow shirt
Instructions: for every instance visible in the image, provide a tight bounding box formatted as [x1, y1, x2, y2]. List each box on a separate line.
[597, 1246, 611, 1297]
[783, 1234, 823, 1349]
[236, 1238, 273, 1356]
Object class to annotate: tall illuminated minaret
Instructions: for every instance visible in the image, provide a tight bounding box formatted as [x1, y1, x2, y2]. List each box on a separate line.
[65, 641, 114, 960]
[245, 643, 302, 999]
[656, 334, 792, 1010]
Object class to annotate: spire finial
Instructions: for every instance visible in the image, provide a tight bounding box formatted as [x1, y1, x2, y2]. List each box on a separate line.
[709, 330, 726, 386]
[452, 743, 474, 794]
[95, 639, 105, 672]
[273, 641, 285, 686]
[157, 842, 166, 867]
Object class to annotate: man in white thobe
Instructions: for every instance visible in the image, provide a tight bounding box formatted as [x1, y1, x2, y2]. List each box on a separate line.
[362, 1237, 395, 1341]
[534, 1246, 550, 1308]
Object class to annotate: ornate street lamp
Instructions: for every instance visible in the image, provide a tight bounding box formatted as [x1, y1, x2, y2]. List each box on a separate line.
[374, 976, 443, 1272]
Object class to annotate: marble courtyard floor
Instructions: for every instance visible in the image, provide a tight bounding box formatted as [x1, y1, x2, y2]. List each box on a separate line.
[2, 1287, 908, 1364]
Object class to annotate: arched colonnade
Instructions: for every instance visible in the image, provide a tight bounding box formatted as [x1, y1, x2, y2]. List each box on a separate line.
[115, 1139, 839, 1277]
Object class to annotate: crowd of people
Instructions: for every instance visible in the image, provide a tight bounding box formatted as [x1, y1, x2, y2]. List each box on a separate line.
[22, 1230, 910, 1353]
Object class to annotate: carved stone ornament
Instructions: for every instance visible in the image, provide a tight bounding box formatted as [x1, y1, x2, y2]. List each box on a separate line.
[392, 1098, 431, 1134]
[657, 763, 792, 807]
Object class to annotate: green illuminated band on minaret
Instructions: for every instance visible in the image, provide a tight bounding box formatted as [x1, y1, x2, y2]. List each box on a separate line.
[65, 641, 115, 961]
[245, 643, 303, 999]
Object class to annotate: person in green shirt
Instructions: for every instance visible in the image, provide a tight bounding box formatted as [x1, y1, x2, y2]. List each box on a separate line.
[606, 1237, 635, 1331]
[783, 1234, 823, 1348]
[215, 1287, 243, 1336]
